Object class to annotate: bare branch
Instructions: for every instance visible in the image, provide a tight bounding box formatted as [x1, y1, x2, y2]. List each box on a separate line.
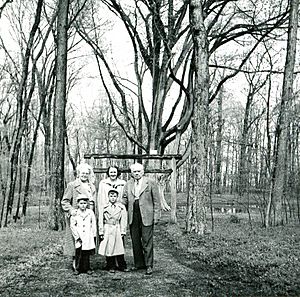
[0, 0, 13, 19]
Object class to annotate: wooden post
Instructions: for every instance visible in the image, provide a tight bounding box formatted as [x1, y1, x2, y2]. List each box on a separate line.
[170, 157, 177, 223]
[90, 156, 96, 169]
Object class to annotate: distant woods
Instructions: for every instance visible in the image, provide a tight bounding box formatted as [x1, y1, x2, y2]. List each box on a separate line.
[0, 0, 299, 231]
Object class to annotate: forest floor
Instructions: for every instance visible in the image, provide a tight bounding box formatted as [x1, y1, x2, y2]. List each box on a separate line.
[1, 198, 300, 297]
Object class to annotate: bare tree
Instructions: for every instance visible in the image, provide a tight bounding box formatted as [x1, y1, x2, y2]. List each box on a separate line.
[186, 0, 210, 235]
[76, 0, 192, 155]
[1, 0, 44, 227]
[0, 0, 12, 18]
[48, 0, 70, 230]
[266, 0, 299, 227]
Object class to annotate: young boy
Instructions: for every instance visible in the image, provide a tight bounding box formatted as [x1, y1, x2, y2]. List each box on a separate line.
[98, 188, 128, 273]
[70, 194, 96, 275]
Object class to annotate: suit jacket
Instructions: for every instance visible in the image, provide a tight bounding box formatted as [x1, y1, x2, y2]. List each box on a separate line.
[122, 176, 161, 226]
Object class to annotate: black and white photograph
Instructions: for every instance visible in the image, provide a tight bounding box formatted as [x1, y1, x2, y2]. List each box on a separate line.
[0, 0, 299, 296]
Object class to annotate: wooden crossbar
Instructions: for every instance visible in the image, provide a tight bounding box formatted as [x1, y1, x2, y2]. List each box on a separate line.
[84, 153, 182, 160]
[93, 168, 173, 174]
[84, 153, 180, 224]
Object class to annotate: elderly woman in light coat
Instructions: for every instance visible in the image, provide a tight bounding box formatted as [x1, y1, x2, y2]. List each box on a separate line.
[61, 163, 96, 269]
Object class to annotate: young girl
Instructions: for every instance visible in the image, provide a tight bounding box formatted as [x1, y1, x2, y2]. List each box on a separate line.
[98, 188, 128, 273]
[70, 194, 96, 275]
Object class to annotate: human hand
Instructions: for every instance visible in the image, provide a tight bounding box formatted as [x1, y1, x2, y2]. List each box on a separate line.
[89, 201, 95, 211]
[161, 204, 171, 211]
[160, 200, 171, 211]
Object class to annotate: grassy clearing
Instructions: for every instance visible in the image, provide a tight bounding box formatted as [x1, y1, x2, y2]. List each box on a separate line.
[0, 227, 64, 291]
[163, 199, 300, 296]
[1, 196, 300, 296]
[0, 206, 64, 292]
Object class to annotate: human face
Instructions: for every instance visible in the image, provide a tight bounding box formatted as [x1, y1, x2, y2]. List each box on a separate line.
[108, 167, 118, 181]
[108, 192, 118, 204]
[78, 200, 88, 210]
[131, 168, 144, 180]
[79, 169, 89, 182]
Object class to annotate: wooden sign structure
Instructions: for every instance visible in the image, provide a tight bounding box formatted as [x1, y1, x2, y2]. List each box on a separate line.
[84, 153, 182, 223]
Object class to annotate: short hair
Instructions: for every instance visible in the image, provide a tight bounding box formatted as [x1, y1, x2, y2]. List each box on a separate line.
[130, 162, 144, 172]
[76, 163, 91, 174]
[76, 194, 89, 202]
[106, 165, 121, 178]
[76, 163, 95, 183]
[108, 188, 119, 196]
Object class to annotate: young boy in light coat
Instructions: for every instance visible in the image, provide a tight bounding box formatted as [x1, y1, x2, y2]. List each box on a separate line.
[70, 194, 96, 275]
[98, 188, 128, 273]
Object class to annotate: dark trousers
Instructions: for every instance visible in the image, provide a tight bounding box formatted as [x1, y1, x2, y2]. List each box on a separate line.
[130, 200, 154, 268]
[106, 254, 127, 270]
[104, 237, 127, 270]
[75, 247, 91, 273]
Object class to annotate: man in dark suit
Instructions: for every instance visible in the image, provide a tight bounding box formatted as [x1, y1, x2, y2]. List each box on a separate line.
[122, 162, 160, 275]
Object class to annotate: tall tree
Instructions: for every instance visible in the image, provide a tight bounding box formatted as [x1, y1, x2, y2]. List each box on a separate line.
[48, 0, 70, 230]
[1, 0, 44, 227]
[266, 0, 299, 227]
[78, 0, 192, 154]
[186, 0, 210, 235]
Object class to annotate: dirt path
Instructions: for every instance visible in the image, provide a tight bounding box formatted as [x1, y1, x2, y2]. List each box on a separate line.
[2, 222, 217, 297]
[2, 210, 299, 296]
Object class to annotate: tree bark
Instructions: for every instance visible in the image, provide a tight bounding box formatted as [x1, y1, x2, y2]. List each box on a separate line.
[267, 0, 298, 227]
[48, 0, 69, 230]
[186, 0, 209, 235]
[215, 88, 223, 193]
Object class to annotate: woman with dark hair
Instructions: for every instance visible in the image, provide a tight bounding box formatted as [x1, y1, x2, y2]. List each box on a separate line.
[96, 165, 128, 271]
[96, 166, 126, 210]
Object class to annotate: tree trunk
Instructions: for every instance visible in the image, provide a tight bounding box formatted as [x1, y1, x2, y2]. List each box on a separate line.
[22, 85, 47, 218]
[186, 0, 209, 235]
[238, 90, 253, 196]
[267, 0, 298, 227]
[1, 0, 44, 227]
[48, 0, 69, 230]
[215, 88, 223, 193]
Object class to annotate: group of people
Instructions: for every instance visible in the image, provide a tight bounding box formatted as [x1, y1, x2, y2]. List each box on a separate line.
[61, 162, 161, 276]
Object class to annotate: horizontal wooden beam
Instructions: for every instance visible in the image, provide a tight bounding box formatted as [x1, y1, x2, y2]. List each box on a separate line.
[93, 168, 173, 174]
[84, 153, 182, 160]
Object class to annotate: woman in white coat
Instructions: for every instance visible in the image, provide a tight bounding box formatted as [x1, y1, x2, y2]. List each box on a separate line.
[96, 166, 126, 213]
